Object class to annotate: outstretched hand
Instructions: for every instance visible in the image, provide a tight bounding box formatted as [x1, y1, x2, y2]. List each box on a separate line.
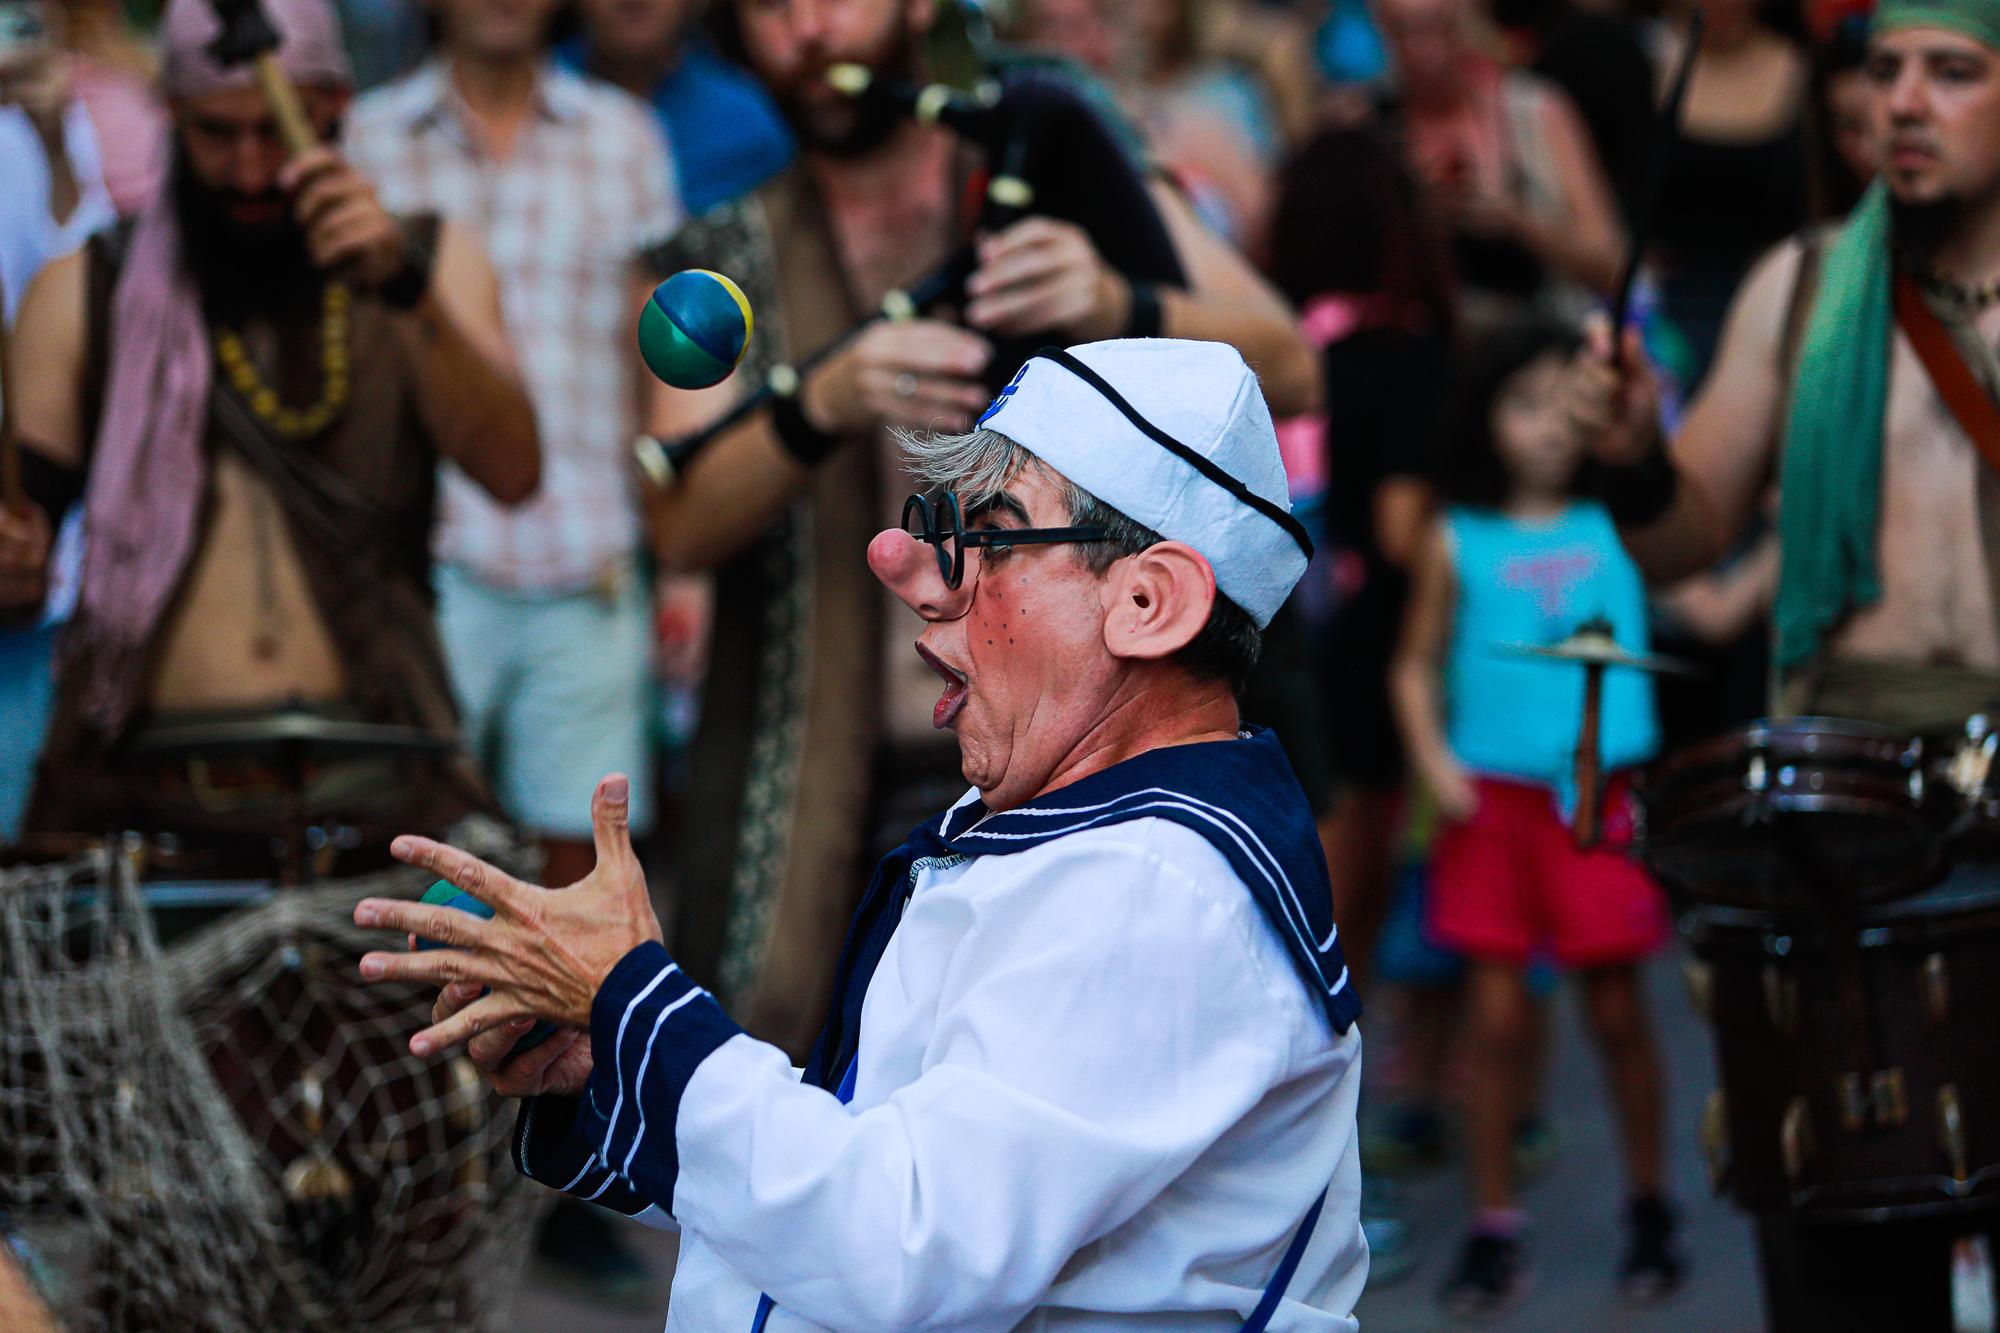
[353, 774, 662, 1057]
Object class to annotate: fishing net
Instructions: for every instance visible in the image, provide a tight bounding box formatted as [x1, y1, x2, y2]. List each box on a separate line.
[0, 820, 548, 1331]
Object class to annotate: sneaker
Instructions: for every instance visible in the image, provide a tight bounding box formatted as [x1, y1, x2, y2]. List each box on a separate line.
[1361, 1175, 1416, 1287]
[1618, 1195, 1686, 1304]
[1441, 1228, 1532, 1320]
[1361, 1098, 1451, 1176]
[1510, 1112, 1561, 1184]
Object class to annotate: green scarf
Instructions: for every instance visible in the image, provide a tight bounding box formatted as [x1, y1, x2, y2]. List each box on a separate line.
[1775, 0, 2000, 671]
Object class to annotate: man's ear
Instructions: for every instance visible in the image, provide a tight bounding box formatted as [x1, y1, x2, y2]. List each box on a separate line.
[1101, 542, 1216, 664]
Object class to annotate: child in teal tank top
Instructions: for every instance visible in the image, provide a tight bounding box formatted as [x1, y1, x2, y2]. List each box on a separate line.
[1388, 321, 1680, 1315]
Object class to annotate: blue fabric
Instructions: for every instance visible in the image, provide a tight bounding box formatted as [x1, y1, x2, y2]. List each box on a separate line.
[0, 624, 58, 842]
[571, 942, 744, 1205]
[1440, 502, 1659, 806]
[555, 36, 794, 217]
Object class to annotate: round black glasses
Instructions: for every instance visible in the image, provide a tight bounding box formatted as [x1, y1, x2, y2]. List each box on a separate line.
[900, 491, 1110, 590]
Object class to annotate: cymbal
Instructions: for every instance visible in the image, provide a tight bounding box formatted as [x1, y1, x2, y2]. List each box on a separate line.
[1494, 629, 1697, 676]
[128, 708, 456, 763]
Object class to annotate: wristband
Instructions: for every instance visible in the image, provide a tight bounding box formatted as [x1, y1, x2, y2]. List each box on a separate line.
[1123, 281, 1163, 340]
[769, 371, 843, 468]
[378, 219, 437, 310]
[1601, 440, 1679, 527]
[19, 448, 83, 521]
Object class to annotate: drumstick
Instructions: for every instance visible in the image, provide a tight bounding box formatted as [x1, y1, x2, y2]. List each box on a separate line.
[1574, 661, 1605, 850]
[1607, 9, 1704, 362]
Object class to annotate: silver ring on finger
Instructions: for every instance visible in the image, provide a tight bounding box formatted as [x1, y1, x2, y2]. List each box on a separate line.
[894, 372, 919, 400]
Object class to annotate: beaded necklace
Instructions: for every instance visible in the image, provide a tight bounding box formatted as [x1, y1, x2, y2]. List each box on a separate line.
[213, 283, 352, 440]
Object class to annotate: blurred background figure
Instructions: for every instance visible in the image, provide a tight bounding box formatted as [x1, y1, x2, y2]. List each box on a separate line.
[1373, 0, 1622, 334]
[345, 0, 681, 891]
[561, 0, 792, 216]
[1646, 0, 1810, 393]
[0, 0, 117, 844]
[1806, 8, 1880, 217]
[1391, 321, 1678, 1317]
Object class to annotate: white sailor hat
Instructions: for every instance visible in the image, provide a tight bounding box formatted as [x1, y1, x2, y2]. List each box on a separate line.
[975, 338, 1311, 628]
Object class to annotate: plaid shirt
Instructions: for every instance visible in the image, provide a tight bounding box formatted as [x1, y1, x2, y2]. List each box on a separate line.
[345, 61, 681, 592]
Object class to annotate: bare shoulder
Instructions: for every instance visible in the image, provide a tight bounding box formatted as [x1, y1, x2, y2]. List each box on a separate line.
[10, 249, 90, 467]
[1724, 234, 1817, 373]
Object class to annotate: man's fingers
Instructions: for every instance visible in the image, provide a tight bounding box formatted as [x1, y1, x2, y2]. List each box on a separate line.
[466, 1016, 538, 1071]
[410, 992, 515, 1058]
[431, 980, 484, 1026]
[354, 894, 495, 948]
[872, 322, 991, 378]
[357, 943, 499, 988]
[388, 837, 534, 918]
[589, 773, 634, 878]
[966, 242, 1068, 301]
[276, 146, 344, 196]
[975, 215, 1062, 265]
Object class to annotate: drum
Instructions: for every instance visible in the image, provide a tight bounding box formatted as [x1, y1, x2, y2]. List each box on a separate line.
[1685, 874, 2000, 1222]
[1638, 717, 1943, 910]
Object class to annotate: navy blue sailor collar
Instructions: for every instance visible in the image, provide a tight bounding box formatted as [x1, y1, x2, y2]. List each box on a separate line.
[936, 726, 1361, 1034]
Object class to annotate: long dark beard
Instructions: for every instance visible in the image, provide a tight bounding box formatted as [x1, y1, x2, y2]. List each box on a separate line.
[1891, 194, 1974, 269]
[172, 145, 320, 322]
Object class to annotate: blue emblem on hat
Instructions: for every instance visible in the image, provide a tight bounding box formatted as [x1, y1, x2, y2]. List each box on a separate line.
[977, 360, 1033, 427]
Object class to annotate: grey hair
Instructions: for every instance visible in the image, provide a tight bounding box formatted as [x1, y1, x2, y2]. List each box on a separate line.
[898, 426, 1265, 692]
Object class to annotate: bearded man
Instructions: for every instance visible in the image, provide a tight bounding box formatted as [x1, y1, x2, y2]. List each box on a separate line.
[356, 337, 1367, 1329]
[1570, 0, 2000, 1321]
[640, 0, 1321, 1060]
[0, 0, 537, 852]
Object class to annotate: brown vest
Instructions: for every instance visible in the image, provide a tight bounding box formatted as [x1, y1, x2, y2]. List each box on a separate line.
[27, 226, 486, 837]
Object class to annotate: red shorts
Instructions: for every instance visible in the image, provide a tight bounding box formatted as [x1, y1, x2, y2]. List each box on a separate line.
[1427, 775, 1668, 968]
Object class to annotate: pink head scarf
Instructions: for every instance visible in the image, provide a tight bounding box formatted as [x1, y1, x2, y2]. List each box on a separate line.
[72, 0, 350, 734]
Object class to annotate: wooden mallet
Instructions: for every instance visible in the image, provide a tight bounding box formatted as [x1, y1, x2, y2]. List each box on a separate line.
[204, 0, 320, 156]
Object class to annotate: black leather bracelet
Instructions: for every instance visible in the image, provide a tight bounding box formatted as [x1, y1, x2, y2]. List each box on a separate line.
[1601, 440, 1680, 527]
[1123, 281, 1163, 340]
[769, 374, 844, 468]
[378, 221, 436, 310]
[19, 447, 83, 520]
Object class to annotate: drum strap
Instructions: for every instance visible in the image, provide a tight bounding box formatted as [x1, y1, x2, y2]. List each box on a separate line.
[1894, 274, 2000, 477]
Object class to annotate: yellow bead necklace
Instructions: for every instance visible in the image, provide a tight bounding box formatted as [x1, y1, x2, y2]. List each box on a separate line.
[213, 283, 352, 441]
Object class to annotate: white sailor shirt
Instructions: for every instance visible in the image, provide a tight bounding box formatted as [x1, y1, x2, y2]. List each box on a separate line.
[517, 738, 1366, 1329]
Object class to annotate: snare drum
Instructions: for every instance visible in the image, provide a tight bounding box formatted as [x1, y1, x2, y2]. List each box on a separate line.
[1638, 718, 1942, 909]
[1685, 874, 2000, 1222]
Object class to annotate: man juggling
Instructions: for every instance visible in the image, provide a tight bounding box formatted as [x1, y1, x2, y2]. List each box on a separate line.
[354, 338, 1367, 1329]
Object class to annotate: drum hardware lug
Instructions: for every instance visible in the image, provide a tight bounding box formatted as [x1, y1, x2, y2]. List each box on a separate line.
[1948, 719, 1998, 802]
[1762, 964, 1799, 1033]
[1746, 753, 1768, 792]
[1701, 1090, 1730, 1195]
[1940, 1085, 1969, 1182]
[1922, 953, 1950, 1024]
[1781, 1096, 1814, 1185]
[283, 1067, 356, 1203]
[445, 1057, 484, 1134]
[1681, 959, 1713, 1021]
[1872, 1068, 1910, 1129]
[1837, 1074, 1869, 1132]
[119, 829, 149, 883]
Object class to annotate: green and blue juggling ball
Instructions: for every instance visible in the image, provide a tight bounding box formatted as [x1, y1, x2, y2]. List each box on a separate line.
[417, 880, 556, 1055]
[637, 269, 753, 389]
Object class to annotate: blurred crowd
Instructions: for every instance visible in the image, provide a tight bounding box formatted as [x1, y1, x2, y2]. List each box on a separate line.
[0, 0, 1896, 1315]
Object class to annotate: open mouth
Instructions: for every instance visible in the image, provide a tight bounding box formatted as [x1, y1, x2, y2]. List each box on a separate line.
[916, 642, 969, 730]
